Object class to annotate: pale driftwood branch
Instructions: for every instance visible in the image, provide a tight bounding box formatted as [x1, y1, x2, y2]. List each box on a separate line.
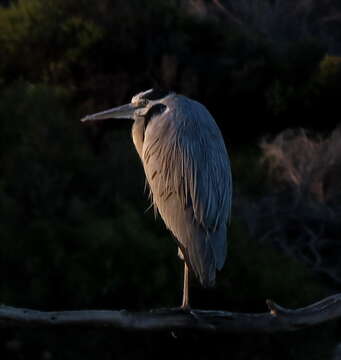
[1, 294, 341, 332]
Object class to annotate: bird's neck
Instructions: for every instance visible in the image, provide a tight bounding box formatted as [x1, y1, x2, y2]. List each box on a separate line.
[131, 117, 145, 159]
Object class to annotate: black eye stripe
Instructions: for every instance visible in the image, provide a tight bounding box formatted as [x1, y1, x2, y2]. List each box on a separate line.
[144, 104, 166, 134]
[142, 104, 167, 142]
[145, 104, 167, 125]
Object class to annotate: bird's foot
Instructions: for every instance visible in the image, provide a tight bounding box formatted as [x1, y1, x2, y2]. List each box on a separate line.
[180, 303, 191, 312]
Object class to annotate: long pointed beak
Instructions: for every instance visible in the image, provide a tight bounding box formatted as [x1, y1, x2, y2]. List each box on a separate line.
[80, 103, 136, 122]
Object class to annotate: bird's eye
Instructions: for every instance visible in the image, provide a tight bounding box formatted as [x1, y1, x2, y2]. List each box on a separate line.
[139, 99, 148, 106]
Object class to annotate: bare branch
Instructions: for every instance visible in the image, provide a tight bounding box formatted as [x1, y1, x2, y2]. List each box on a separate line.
[1, 294, 341, 332]
[212, 0, 245, 27]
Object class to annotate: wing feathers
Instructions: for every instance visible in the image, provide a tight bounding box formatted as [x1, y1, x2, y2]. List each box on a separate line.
[142, 95, 232, 285]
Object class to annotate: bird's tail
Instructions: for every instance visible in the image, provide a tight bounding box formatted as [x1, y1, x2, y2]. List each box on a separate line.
[185, 224, 227, 287]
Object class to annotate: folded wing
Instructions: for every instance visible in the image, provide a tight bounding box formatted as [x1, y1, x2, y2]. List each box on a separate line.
[142, 96, 232, 286]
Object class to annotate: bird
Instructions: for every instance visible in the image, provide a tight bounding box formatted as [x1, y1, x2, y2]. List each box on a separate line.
[81, 89, 232, 308]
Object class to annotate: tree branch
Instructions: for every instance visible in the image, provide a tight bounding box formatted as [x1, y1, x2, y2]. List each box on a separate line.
[1, 294, 341, 332]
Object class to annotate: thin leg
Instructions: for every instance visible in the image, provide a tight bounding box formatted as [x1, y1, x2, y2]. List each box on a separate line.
[181, 262, 190, 309]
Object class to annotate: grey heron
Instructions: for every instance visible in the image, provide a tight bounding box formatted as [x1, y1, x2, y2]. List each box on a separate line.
[81, 89, 232, 308]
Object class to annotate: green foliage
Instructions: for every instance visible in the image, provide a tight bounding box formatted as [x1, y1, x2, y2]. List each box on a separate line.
[0, 0, 103, 84]
[0, 0, 333, 140]
[315, 55, 341, 89]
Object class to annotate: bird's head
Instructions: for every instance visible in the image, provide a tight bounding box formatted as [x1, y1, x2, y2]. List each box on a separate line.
[81, 89, 171, 123]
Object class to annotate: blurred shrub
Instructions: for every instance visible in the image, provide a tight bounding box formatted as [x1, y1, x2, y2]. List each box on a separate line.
[261, 128, 341, 203]
[238, 128, 341, 289]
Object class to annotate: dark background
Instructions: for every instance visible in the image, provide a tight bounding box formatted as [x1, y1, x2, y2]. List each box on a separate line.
[1, 0, 341, 359]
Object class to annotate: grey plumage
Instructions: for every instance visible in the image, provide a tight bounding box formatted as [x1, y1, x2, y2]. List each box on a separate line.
[81, 89, 232, 297]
